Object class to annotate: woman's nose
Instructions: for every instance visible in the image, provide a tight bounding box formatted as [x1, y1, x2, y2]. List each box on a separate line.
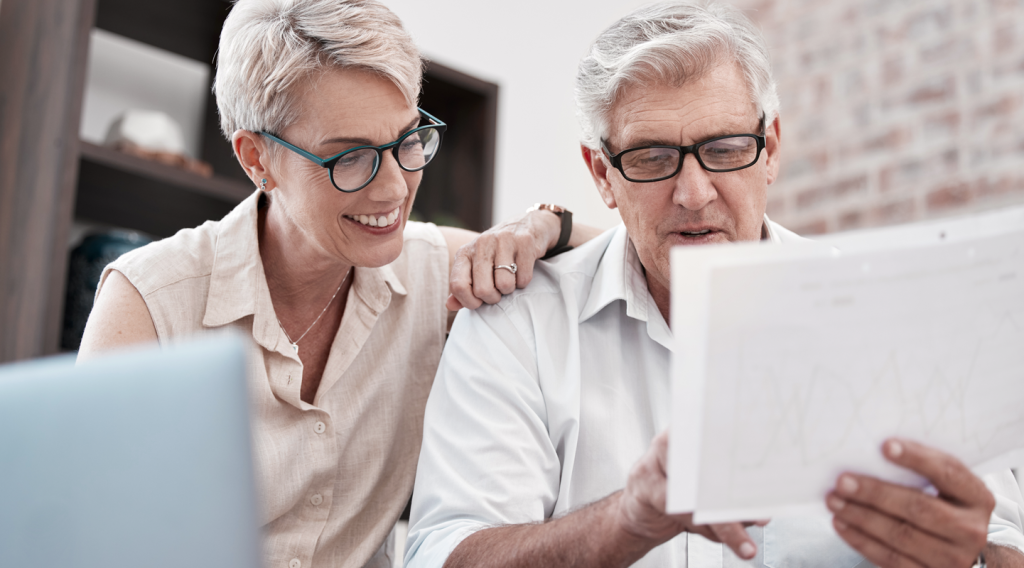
[366, 151, 408, 202]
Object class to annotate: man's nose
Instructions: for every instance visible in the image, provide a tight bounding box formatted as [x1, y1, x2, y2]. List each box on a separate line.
[671, 153, 718, 211]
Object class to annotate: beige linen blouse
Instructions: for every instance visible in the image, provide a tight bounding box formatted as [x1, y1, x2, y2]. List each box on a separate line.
[99, 191, 449, 568]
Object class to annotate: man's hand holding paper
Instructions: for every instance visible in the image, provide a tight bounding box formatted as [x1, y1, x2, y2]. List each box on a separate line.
[617, 431, 766, 561]
[829, 439, 997, 568]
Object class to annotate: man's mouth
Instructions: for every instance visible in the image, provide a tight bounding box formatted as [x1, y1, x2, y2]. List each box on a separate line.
[680, 229, 712, 236]
[343, 207, 401, 228]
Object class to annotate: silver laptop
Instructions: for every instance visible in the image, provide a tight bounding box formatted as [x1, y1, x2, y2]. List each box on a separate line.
[0, 335, 262, 568]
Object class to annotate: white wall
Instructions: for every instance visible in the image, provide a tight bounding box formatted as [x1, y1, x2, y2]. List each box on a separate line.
[386, 0, 655, 230]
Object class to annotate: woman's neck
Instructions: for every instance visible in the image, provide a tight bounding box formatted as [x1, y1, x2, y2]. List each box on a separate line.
[258, 198, 354, 316]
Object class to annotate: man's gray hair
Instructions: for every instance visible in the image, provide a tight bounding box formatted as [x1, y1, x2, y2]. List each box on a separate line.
[575, 1, 779, 149]
[215, 0, 423, 139]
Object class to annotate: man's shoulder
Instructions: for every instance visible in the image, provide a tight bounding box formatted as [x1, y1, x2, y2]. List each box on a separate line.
[767, 218, 810, 243]
[490, 225, 620, 319]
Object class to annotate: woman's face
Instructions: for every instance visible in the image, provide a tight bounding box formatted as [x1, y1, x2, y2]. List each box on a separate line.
[267, 68, 422, 268]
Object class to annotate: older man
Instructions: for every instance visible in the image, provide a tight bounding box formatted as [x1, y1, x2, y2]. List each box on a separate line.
[405, 3, 1024, 567]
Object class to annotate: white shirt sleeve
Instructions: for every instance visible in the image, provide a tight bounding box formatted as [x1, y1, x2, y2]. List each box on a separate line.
[985, 470, 1024, 555]
[404, 303, 562, 568]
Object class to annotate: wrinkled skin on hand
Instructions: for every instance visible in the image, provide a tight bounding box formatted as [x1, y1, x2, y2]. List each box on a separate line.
[827, 439, 995, 568]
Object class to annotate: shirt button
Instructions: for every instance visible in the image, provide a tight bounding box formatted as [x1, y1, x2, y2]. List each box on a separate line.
[313, 421, 326, 434]
[289, 559, 301, 568]
[310, 493, 323, 506]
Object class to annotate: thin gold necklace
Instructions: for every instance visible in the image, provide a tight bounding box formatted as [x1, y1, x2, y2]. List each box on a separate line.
[277, 267, 352, 354]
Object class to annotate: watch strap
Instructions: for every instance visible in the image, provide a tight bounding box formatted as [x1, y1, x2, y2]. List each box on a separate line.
[542, 208, 573, 259]
[529, 203, 574, 260]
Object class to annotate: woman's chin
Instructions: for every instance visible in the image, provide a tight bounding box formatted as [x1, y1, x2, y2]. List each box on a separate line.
[346, 237, 405, 269]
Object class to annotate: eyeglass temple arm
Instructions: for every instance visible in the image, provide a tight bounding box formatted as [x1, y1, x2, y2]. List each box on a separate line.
[417, 108, 446, 128]
[599, 141, 622, 169]
[258, 132, 330, 167]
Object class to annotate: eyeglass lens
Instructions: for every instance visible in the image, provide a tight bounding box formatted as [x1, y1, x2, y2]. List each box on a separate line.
[329, 126, 443, 191]
[619, 135, 760, 180]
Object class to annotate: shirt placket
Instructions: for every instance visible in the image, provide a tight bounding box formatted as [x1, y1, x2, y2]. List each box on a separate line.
[266, 350, 339, 568]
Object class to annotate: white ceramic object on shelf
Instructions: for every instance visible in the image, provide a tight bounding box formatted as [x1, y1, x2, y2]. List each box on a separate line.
[104, 109, 187, 156]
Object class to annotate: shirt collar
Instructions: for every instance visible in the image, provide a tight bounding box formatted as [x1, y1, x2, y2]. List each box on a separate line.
[202, 191, 408, 353]
[580, 225, 649, 324]
[203, 190, 264, 332]
[762, 213, 781, 243]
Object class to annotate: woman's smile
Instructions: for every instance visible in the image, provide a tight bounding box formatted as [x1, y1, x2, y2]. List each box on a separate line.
[342, 206, 401, 229]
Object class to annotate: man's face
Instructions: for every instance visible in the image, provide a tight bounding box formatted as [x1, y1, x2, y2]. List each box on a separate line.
[582, 60, 781, 302]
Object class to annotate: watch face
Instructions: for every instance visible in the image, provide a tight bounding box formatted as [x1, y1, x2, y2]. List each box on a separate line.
[531, 203, 566, 215]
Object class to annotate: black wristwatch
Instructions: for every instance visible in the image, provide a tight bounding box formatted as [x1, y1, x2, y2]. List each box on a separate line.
[528, 203, 573, 259]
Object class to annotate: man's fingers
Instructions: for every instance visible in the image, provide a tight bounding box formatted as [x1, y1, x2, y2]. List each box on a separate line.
[882, 439, 994, 510]
[709, 522, 758, 560]
[630, 432, 669, 511]
[833, 473, 965, 541]
[652, 430, 670, 477]
[827, 492, 967, 568]
[833, 517, 928, 568]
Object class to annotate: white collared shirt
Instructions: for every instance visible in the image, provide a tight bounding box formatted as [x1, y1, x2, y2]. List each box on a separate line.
[406, 219, 1024, 568]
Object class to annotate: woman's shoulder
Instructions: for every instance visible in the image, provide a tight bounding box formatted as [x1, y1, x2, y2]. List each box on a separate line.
[385, 221, 448, 293]
[109, 220, 222, 296]
[401, 220, 447, 249]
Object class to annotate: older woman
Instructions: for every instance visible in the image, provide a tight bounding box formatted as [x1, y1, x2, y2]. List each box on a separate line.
[77, 1, 596, 567]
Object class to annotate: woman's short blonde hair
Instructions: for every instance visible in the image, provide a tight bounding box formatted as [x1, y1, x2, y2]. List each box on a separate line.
[215, 0, 423, 139]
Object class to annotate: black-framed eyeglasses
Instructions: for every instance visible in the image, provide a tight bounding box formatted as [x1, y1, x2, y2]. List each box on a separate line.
[601, 116, 766, 183]
[258, 108, 446, 193]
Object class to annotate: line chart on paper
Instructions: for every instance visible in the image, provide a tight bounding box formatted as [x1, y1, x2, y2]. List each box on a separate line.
[684, 229, 1024, 522]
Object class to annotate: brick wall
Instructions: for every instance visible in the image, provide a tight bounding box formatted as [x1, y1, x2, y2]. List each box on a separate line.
[732, 0, 1024, 234]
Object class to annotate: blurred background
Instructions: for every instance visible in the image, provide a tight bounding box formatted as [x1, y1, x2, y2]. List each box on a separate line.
[1, 0, 1023, 362]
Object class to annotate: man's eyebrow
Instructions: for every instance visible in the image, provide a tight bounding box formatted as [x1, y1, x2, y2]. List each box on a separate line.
[617, 121, 763, 151]
[318, 116, 421, 148]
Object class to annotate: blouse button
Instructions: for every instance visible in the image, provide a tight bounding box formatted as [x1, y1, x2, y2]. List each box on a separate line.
[313, 421, 326, 434]
[310, 493, 323, 506]
[289, 559, 301, 568]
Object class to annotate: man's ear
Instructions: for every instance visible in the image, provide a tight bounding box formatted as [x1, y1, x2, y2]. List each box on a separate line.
[764, 114, 782, 186]
[232, 130, 272, 189]
[581, 144, 618, 210]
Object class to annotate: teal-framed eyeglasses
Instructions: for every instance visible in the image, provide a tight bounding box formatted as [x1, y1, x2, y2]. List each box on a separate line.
[259, 108, 446, 193]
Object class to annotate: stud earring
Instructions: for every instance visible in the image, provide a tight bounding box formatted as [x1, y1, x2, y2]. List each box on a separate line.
[260, 178, 267, 192]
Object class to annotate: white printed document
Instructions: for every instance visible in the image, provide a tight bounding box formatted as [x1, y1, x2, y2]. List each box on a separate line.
[667, 207, 1024, 523]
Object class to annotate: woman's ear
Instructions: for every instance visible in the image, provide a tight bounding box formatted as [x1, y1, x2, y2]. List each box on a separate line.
[232, 130, 272, 189]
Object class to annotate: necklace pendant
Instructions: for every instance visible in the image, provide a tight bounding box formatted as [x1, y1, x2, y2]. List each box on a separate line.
[292, 343, 299, 354]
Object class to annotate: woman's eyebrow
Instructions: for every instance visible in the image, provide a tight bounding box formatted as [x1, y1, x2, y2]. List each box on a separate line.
[318, 117, 421, 147]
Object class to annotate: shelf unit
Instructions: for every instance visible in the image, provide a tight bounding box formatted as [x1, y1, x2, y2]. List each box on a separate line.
[0, 0, 497, 362]
[77, 142, 252, 238]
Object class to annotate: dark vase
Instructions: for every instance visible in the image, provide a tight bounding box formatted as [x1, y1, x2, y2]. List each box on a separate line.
[62, 231, 152, 351]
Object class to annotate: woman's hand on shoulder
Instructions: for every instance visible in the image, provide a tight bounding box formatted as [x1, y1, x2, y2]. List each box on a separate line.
[440, 209, 564, 310]
[77, 270, 158, 363]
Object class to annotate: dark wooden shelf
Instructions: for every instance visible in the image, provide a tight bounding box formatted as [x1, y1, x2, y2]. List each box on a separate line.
[75, 141, 253, 238]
